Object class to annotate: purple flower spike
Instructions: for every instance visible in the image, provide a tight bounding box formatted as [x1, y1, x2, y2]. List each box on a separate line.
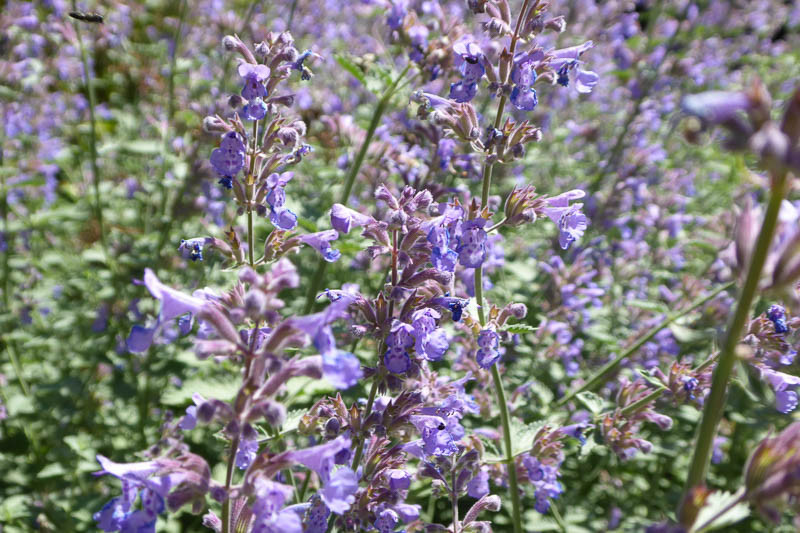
[457, 219, 488, 268]
[330, 203, 374, 234]
[300, 230, 341, 262]
[322, 350, 363, 389]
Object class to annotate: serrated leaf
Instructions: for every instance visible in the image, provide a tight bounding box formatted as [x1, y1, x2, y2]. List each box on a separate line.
[637, 369, 668, 390]
[628, 299, 668, 313]
[690, 490, 749, 532]
[501, 324, 538, 334]
[575, 391, 606, 415]
[334, 54, 367, 86]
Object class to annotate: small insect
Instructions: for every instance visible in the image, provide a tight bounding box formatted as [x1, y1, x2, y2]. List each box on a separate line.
[68, 11, 104, 24]
[437, 423, 446, 431]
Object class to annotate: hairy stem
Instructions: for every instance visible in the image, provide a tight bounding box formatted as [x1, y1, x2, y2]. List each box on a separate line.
[682, 171, 788, 506]
[472, 2, 531, 532]
[451, 465, 459, 533]
[302, 64, 412, 313]
[557, 281, 733, 406]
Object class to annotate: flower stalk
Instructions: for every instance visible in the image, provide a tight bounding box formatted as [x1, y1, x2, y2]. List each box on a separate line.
[681, 170, 790, 507]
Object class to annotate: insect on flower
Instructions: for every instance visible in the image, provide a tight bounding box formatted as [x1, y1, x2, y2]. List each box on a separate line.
[68, 11, 104, 24]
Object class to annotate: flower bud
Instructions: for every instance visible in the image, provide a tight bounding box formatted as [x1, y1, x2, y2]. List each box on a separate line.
[203, 115, 229, 133]
[545, 16, 566, 33]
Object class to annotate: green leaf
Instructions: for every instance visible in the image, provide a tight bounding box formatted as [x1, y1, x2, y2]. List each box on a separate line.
[334, 54, 367, 86]
[691, 490, 749, 532]
[501, 323, 538, 334]
[628, 299, 668, 313]
[637, 369, 668, 390]
[575, 391, 606, 415]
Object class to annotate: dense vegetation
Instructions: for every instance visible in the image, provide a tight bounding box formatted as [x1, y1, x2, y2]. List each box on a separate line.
[2, 1, 800, 532]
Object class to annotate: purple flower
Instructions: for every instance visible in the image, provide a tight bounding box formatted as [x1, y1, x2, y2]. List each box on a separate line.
[143, 269, 206, 322]
[543, 190, 588, 250]
[179, 393, 206, 431]
[511, 50, 543, 87]
[319, 467, 358, 514]
[289, 293, 352, 356]
[384, 321, 415, 373]
[299, 230, 341, 262]
[467, 469, 489, 498]
[243, 97, 268, 120]
[430, 296, 469, 322]
[760, 367, 800, 413]
[386, 469, 411, 491]
[428, 226, 459, 273]
[302, 495, 330, 533]
[476, 329, 501, 368]
[330, 203, 374, 234]
[681, 91, 751, 124]
[410, 415, 459, 456]
[127, 325, 155, 353]
[457, 219, 488, 268]
[510, 86, 538, 111]
[287, 437, 358, 514]
[521, 454, 563, 514]
[453, 40, 485, 84]
[549, 41, 597, 94]
[286, 435, 351, 483]
[239, 63, 270, 100]
[411, 308, 449, 361]
[767, 304, 789, 334]
[374, 508, 399, 533]
[265, 173, 298, 230]
[387, 0, 407, 29]
[178, 238, 208, 261]
[449, 81, 477, 103]
[322, 350, 363, 389]
[210, 131, 245, 178]
[93, 456, 175, 533]
[236, 437, 259, 470]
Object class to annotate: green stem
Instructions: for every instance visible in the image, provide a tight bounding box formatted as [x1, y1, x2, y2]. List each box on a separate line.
[490, 365, 522, 532]
[556, 281, 733, 406]
[472, 2, 532, 532]
[618, 388, 665, 418]
[1, 145, 9, 309]
[451, 463, 459, 533]
[681, 171, 788, 504]
[302, 64, 412, 313]
[221, 435, 240, 533]
[350, 351, 382, 471]
[248, 208, 255, 267]
[71, 3, 106, 255]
